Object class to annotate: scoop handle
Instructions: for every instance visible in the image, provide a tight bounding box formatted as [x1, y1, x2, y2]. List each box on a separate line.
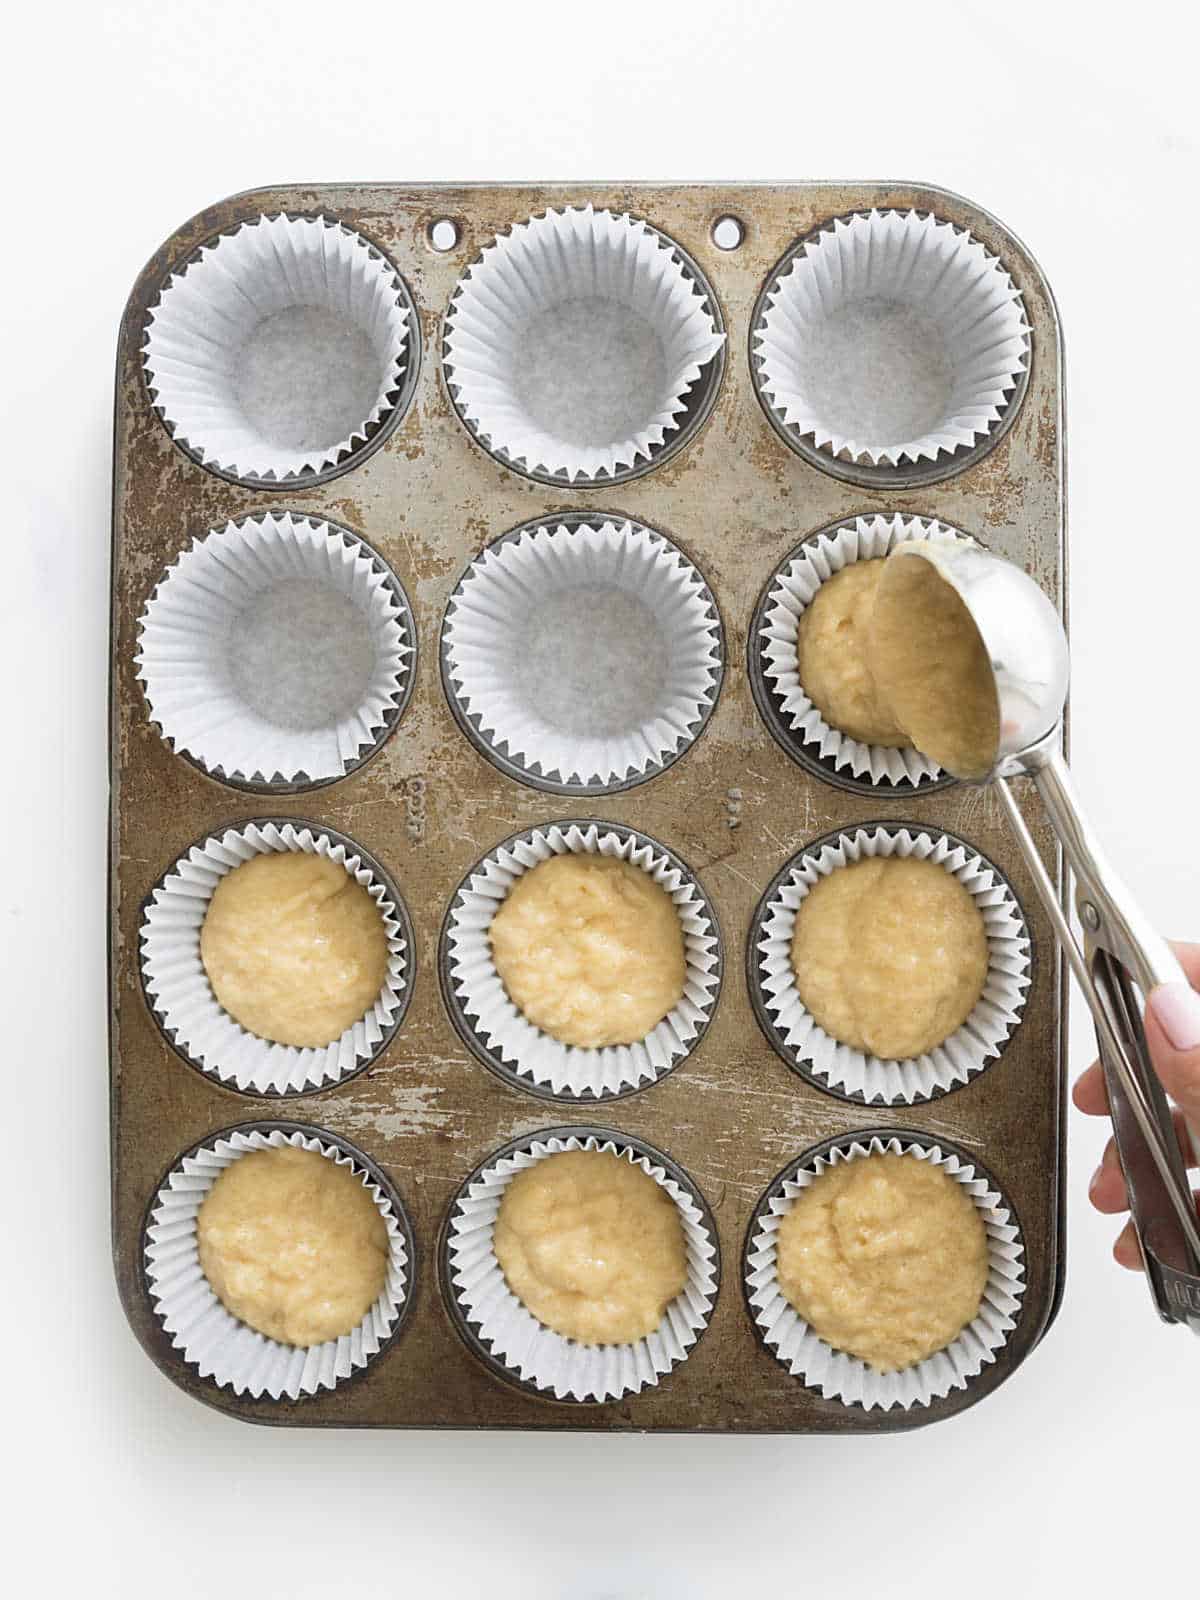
[1034, 749, 1182, 995]
[993, 763, 1200, 1331]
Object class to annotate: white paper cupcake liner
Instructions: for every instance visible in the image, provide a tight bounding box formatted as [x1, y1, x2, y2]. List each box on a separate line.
[750, 825, 1031, 1105]
[144, 1123, 412, 1400]
[140, 820, 412, 1096]
[745, 1133, 1026, 1411]
[442, 204, 725, 484]
[755, 513, 977, 790]
[441, 515, 723, 794]
[142, 213, 413, 483]
[441, 822, 722, 1101]
[136, 512, 415, 790]
[754, 209, 1031, 473]
[443, 1128, 719, 1402]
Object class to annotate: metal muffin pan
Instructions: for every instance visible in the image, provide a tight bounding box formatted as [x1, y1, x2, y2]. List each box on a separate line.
[110, 181, 1066, 1432]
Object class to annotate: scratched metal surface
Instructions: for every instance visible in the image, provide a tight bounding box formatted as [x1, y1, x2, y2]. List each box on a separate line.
[110, 181, 1066, 1432]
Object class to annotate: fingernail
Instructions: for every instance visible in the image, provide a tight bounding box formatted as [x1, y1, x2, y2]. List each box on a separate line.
[1149, 983, 1200, 1052]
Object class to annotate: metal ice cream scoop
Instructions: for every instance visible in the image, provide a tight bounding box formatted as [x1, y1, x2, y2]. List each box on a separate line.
[877, 540, 1200, 1333]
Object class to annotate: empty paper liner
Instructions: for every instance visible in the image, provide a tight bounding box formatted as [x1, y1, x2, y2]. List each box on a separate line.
[441, 515, 723, 794]
[443, 204, 725, 484]
[136, 512, 415, 790]
[142, 212, 413, 483]
[753, 208, 1030, 478]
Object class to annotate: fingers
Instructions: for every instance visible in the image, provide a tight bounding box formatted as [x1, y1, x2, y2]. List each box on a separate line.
[1111, 1203, 1200, 1272]
[1075, 942, 1200, 1279]
[1145, 971, 1200, 1130]
[1113, 1219, 1143, 1271]
[1088, 1137, 1126, 1213]
[1088, 1111, 1197, 1214]
[1166, 941, 1200, 988]
[1072, 1058, 1109, 1116]
[1072, 943, 1200, 1120]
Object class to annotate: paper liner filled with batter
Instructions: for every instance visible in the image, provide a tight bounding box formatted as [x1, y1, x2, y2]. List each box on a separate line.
[754, 209, 1030, 471]
[442, 822, 721, 1100]
[751, 825, 1030, 1105]
[443, 1131, 718, 1402]
[136, 512, 414, 789]
[745, 1133, 1025, 1410]
[142, 212, 411, 483]
[442, 205, 725, 483]
[144, 1125, 411, 1400]
[757, 513, 977, 788]
[441, 517, 722, 793]
[139, 820, 411, 1095]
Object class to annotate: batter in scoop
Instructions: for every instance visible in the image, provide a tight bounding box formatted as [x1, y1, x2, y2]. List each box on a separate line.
[790, 855, 988, 1060]
[867, 545, 1000, 779]
[776, 1152, 989, 1373]
[494, 1149, 687, 1344]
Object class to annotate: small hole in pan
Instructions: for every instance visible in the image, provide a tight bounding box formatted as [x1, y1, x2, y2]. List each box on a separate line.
[711, 215, 744, 251]
[428, 218, 460, 252]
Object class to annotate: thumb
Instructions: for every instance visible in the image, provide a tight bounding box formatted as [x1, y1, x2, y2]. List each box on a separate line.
[1145, 983, 1200, 1156]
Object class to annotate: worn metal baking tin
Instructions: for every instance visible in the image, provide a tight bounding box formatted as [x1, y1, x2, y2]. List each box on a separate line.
[110, 181, 1067, 1432]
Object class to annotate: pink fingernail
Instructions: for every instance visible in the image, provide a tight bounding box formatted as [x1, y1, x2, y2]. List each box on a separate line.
[1149, 983, 1200, 1052]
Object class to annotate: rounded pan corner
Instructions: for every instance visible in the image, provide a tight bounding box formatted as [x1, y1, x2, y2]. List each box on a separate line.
[885, 177, 1063, 342]
[117, 181, 329, 343]
[109, 1251, 274, 1426]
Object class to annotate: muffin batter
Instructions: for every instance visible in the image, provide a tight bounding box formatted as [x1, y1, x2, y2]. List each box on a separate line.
[494, 1150, 687, 1344]
[790, 856, 988, 1060]
[777, 1152, 989, 1373]
[488, 854, 685, 1048]
[197, 1145, 388, 1347]
[200, 851, 388, 1048]
[867, 546, 1000, 778]
[796, 561, 909, 746]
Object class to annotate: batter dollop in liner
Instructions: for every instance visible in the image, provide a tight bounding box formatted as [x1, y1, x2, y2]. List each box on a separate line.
[145, 1125, 412, 1400]
[751, 825, 1030, 1105]
[140, 821, 412, 1096]
[442, 822, 721, 1101]
[745, 1133, 1025, 1411]
[443, 1130, 718, 1402]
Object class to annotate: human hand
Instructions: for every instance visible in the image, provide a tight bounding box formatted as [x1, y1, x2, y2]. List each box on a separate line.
[1073, 941, 1200, 1269]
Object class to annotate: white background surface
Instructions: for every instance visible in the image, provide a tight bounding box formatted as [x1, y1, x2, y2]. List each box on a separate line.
[3, 3, 1197, 1594]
